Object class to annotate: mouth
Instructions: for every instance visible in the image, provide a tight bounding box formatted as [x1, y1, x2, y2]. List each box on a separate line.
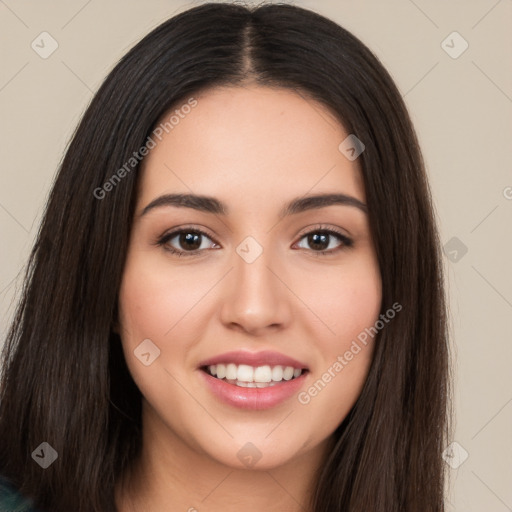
[201, 363, 307, 388]
[197, 350, 310, 410]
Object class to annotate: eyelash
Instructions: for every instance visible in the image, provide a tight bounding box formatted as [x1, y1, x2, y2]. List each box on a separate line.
[155, 225, 353, 257]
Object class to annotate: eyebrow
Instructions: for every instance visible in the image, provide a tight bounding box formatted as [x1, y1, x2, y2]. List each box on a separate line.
[139, 192, 368, 218]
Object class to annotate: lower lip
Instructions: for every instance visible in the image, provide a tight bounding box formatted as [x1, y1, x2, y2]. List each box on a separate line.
[199, 369, 308, 410]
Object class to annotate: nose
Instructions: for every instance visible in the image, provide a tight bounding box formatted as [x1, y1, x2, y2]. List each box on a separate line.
[219, 243, 293, 335]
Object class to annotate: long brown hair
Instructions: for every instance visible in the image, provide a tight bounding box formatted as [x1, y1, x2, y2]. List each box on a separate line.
[0, 3, 450, 511]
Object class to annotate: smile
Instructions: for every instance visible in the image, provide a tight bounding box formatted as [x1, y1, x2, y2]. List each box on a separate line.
[204, 363, 304, 387]
[198, 350, 309, 410]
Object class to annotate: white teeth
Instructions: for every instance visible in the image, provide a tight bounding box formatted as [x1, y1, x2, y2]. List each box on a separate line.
[237, 364, 254, 382]
[225, 380, 280, 388]
[271, 365, 283, 381]
[216, 364, 226, 379]
[226, 363, 237, 380]
[283, 366, 294, 380]
[206, 363, 304, 384]
[254, 365, 272, 383]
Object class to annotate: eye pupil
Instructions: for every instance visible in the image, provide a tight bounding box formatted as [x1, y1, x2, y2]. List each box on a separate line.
[180, 232, 201, 250]
[309, 232, 329, 251]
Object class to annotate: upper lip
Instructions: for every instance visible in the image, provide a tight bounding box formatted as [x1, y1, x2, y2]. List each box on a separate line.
[198, 350, 308, 369]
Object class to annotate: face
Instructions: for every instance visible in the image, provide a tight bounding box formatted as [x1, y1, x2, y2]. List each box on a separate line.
[117, 85, 382, 471]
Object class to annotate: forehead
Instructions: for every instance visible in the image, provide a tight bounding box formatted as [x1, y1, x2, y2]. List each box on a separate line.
[138, 85, 365, 208]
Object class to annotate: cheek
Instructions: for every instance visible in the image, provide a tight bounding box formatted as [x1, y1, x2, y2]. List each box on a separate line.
[116, 258, 196, 412]
[296, 256, 381, 418]
[298, 254, 382, 342]
[116, 257, 189, 391]
[117, 254, 206, 344]
[116, 250, 225, 403]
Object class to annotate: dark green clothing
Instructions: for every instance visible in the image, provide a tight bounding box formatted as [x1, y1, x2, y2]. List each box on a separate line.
[0, 478, 38, 512]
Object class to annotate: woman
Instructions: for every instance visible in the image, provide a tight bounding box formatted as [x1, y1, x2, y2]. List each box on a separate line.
[0, 2, 450, 511]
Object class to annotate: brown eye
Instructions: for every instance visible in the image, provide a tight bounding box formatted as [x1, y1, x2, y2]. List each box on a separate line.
[295, 228, 353, 254]
[177, 232, 202, 251]
[157, 229, 219, 256]
[306, 232, 330, 251]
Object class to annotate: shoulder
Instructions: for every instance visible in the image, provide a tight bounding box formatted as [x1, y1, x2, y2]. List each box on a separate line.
[0, 476, 39, 512]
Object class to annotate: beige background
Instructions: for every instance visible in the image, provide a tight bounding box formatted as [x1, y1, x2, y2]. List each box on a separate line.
[1, 0, 511, 509]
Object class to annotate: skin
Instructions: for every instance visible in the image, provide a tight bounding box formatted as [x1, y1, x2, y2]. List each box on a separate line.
[115, 84, 382, 512]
